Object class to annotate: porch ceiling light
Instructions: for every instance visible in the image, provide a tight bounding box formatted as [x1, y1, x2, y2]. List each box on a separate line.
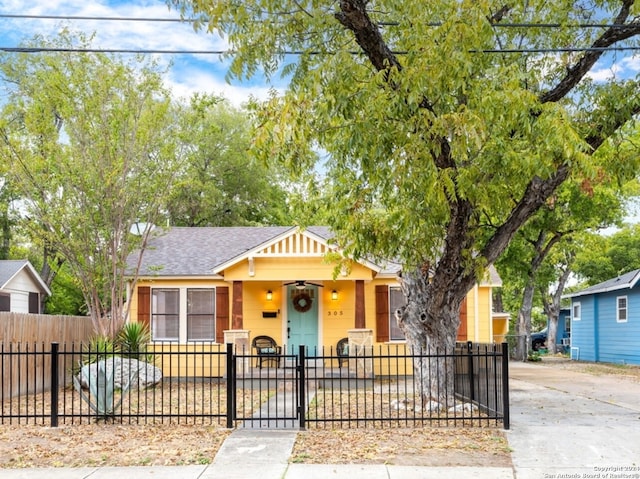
[331, 290, 338, 300]
[266, 290, 273, 301]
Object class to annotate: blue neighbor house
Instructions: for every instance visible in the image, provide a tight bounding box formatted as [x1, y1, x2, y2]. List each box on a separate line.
[565, 268, 640, 365]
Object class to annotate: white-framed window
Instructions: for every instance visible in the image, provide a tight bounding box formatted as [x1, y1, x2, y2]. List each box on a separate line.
[572, 302, 581, 321]
[389, 286, 406, 341]
[152, 287, 217, 342]
[617, 296, 628, 323]
[152, 288, 180, 341]
[187, 288, 215, 340]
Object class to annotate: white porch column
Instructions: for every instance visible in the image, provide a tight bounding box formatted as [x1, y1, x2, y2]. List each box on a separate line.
[347, 328, 374, 378]
[224, 329, 250, 374]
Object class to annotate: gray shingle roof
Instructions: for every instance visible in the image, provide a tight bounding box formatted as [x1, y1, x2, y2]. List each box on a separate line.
[565, 268, 640, 298]
[0, 259, 51, 295]
[0, 260, 30, 288]
[131, 226, 296, 276]
[129, 226, 502, 283]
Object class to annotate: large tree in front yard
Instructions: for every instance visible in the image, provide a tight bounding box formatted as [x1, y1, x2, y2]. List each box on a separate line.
[0, 32, 180, 336]
[171, 0, 640, 403]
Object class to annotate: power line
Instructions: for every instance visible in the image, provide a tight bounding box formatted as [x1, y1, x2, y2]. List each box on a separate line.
[0, 13, 636, 30]
[2, 45, 640, 55]
[0, 13, 193, 23]
[0, 46, 226, 55]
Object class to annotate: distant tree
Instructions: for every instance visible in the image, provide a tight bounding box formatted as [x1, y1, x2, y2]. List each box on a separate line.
[539, 246, 574, 355]
[0, 31, 180, 336]
[0, 178, 16, 260]
[498, 179, 626, 360]
[574, 223, 640, 286]
[168, 94, 292, 227]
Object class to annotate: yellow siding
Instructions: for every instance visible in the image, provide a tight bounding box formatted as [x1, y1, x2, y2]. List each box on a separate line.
[492, 313, 510, 343]
[148, 343, 226, 378]
[130, 266, 500, 376]
[476, 286, 493, 342]
[223, 256, 374, 281]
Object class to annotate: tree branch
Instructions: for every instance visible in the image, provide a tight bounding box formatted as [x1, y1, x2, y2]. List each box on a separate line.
[481, 164, 570, 265]
[334, 0, 402, 72]
[334, 1, 455, 170]
[540, 0, 640, 104]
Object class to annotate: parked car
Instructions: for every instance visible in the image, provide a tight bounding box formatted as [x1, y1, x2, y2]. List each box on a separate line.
[531, 328, 547, 351]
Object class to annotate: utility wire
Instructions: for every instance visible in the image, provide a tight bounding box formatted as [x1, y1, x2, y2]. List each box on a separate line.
[2, 45, 640, 55]
[0, 13, 636, 30]
[0, 13, 193, 23]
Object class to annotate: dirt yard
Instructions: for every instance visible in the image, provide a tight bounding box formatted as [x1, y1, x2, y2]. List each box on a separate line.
[0, 422, 510, 468]
[7, 355, 636, 469]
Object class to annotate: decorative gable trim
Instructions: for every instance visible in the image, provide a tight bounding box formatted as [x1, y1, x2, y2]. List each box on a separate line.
[253, 230, 331, 257]
[213, 227, 382, 275]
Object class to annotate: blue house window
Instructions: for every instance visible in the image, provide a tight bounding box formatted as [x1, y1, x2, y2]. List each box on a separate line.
[572, 302, 581, 321]
[617, 296, 628, 323]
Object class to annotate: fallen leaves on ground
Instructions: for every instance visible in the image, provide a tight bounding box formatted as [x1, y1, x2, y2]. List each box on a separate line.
[291, 427, 512, 467]
[0, 423, 230, 468]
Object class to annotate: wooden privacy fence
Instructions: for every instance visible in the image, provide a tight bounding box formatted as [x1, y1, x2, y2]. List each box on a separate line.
[1, 312, 95, 398]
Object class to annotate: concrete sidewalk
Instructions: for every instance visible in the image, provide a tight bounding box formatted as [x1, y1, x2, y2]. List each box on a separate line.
[507, 360, 640, 479]
[3, 359, 640, 478]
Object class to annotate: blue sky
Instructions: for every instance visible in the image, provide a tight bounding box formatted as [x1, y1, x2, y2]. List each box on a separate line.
[2, 1, 640, 103]
[1, 1, 639, 226]
[0, 0, 279, 106]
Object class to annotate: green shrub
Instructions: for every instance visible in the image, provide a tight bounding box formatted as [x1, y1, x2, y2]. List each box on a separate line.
[117, 322, 153, 363]
[82, 335, 119, 366]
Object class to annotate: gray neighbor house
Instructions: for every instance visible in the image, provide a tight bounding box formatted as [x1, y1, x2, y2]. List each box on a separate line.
[0, 260, 51, 314]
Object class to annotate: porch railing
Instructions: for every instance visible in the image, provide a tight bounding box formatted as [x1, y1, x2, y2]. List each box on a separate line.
[1, 341, 509, 429]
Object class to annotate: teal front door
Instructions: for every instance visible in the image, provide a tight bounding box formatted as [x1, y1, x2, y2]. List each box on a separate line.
[287, 285, 319, 352]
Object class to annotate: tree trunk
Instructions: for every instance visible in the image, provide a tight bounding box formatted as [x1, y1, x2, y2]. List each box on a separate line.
[515, 280, 535, 361]
[542, 258, 573, 355]
[396, 268, 462, 407]
[547, 313, 559, 354]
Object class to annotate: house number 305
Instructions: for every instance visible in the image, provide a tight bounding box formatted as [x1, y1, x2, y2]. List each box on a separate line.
[328, 310, 344, 316]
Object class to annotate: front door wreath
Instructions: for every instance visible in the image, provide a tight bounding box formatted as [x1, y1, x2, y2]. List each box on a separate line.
[293, 292, 313, 313]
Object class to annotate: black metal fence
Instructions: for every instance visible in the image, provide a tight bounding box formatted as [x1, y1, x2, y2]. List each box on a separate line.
[1, 341, 509, 429]
[301, 341, 508, 429]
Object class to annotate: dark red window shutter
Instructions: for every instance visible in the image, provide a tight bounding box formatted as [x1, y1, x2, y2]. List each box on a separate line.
[375, 285, 389, 342]
[216, 286, 230, 343]
[138, 286, 151, 330]
[457, 297, 468, 341]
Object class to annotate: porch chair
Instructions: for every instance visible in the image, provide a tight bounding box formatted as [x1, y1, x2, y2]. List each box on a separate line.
[252, 335, 282, 369]
[336, 337, 349, 368]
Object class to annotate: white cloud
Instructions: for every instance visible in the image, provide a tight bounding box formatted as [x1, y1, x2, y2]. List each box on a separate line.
[620, 54, 640, 73]
[0, 0, 281, 105]
[166, 68, 280, 106]
[586, 63, 624, 82]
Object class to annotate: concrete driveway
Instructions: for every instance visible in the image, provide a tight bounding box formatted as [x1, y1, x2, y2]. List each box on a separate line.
[507, 360, 640, 479]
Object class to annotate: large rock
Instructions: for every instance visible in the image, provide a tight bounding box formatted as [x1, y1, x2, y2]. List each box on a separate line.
[77, 357, 162, 390]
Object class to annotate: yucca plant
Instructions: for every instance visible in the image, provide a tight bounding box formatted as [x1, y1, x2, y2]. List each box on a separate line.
[117, 322, 154, 363]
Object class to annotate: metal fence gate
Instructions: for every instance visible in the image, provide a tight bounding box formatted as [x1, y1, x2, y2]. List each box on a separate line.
[231, 345, 303, 429]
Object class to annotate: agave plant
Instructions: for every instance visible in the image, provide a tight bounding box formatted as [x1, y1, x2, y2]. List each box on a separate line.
[73, 360, 136, 418]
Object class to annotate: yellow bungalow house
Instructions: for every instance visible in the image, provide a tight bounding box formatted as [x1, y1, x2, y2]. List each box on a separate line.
[127, 226, 506, 375]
